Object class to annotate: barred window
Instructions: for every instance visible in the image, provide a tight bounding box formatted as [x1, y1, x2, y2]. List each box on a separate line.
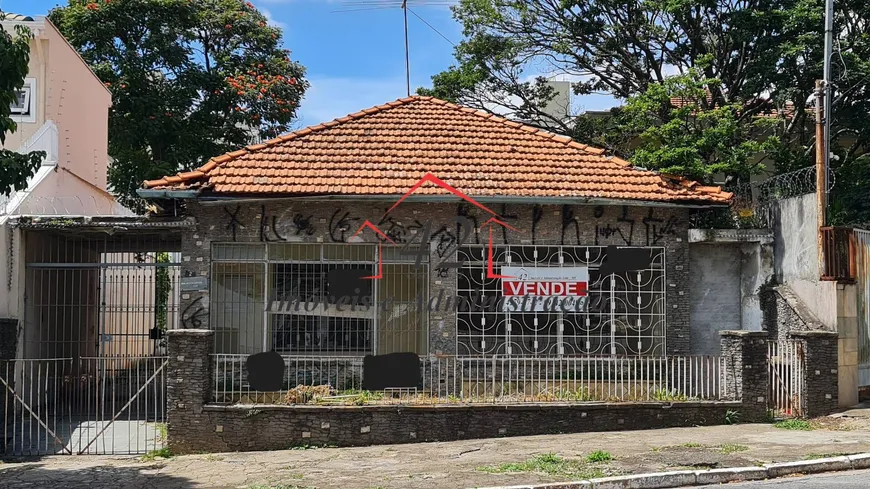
[210, 243, 428, 356]
[456, 245, 666, 357]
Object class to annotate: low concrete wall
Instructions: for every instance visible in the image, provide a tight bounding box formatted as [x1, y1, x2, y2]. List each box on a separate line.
[176, 401, 743, 454]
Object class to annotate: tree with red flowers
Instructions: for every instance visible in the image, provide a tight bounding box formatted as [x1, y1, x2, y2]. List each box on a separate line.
[50, 0, 308, 211]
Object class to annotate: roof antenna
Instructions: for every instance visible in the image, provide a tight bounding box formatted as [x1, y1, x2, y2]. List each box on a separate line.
[403, 0, 410, 97]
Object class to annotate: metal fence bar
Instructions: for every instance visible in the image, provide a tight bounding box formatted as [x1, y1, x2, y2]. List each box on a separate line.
[212, 354, 727, 405]
[767, 340, 805, 417]
[0, 358, 73, 456]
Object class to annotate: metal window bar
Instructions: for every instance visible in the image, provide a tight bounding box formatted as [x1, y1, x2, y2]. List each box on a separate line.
[210, 243, 429, 356]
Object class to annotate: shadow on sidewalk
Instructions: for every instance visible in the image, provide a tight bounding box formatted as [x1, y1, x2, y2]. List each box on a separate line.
[0, 461, 197, 489]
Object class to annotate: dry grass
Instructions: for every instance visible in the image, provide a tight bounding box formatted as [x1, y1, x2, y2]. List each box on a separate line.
[280, 385, 334, 404]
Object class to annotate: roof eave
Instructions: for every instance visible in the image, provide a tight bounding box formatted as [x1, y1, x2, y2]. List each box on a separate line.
[137, 188, 201, 199]
[189, 193, 730, 209]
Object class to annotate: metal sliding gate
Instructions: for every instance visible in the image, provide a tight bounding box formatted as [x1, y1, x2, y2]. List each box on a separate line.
[3, 229, 181, 456]
[854, 229, 870, 394]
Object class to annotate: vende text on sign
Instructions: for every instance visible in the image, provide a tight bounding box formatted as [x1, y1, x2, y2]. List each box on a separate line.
[501, 266, 589, 313]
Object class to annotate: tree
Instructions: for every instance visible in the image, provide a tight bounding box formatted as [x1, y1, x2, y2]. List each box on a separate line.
[50, 0, 308, 211]
[423, 0, 870, 225]
[0, 17, 45, 196]
[618, 71, 779, 182]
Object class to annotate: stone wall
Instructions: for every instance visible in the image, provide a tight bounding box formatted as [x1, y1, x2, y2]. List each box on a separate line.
[720, 330, 770, 422]
[186, 401, 742, 454]
[180, 200, 693, 355]
[790, 330, 839, 417]
[168, 329, 743, 454]
[762, 285, 825, 342]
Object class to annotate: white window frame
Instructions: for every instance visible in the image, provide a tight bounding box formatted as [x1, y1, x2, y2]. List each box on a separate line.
[210, 242, 430, 357]
[10, 77, 37, 124]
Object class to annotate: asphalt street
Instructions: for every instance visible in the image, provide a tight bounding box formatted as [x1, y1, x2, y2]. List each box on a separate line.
[694, 469, 870, 488]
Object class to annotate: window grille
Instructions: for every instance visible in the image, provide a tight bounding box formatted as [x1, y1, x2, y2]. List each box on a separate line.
[210, 243, 428, 355]
[456, 245, 666, 357]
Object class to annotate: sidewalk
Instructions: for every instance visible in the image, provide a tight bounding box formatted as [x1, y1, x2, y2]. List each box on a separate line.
[2, 407, 870, 489]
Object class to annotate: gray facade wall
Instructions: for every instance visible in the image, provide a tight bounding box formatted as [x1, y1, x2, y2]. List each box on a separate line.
[690, 244, 742, 354]
[180, 200, 693, 355]
[771, 194, 837, 328]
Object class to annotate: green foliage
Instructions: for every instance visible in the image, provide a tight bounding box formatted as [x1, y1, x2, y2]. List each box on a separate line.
[585, 450, 613, 463]
[49, 0, 308, 212]
[0, 17, 45, 195]
[288, 443, 336, 450]
[552, 386, 594, 402]
[725, 409, 741, 425]
[718, 444, 749, 454]
[154, 252, 171, 331]
[620, 71, 779, 182]
[650, 388, 690, 401]
[478, 453, 611, 479]
[422, 0, 870, 218]
[774, 419, 813, 431]
[140, 447, 172, 461]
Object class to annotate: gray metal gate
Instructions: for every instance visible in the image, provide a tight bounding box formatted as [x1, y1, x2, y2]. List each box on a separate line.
[854, 229, 870, 391]
[5, 230, 181, 455]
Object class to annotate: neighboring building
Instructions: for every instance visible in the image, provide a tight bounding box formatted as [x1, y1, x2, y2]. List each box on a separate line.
[0, 14, 132, 358]
[141, 95, 740, 358]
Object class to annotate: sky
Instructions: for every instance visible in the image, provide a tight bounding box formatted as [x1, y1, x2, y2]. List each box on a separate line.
[1, 0, 618, 127]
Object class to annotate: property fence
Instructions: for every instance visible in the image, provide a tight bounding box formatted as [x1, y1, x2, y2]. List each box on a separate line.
[767, 340, 805, 417]
[212, 354, 727, 404]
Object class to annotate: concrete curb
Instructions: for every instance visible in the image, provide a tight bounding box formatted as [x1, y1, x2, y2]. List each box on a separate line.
[473, 453, 870, 489]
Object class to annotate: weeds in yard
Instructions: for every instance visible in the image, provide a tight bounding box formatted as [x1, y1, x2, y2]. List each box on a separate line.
[718, 444, 749, 454]
[289, 443, 337, 450]
[774, 419, 813, 431]
[651, 389, 690, 401]
[477, 453, 613, 479]
[654, 443, 749, 455]
[140, 447, 172, 461]
[202, 454, 224, 462]
[724, 410, 741, 425]
[585, 450, 613, 463]
[805, 452, 857, 459]
[155, 423, 168, 442]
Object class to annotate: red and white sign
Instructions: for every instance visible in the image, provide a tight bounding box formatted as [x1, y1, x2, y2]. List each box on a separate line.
[501, 267, 588, 313]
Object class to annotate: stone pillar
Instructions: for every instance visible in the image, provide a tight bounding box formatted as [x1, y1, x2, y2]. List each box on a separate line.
[789, 330, 839, 417]
[720, 331, 769, 422]
[167, 329, 214, 454]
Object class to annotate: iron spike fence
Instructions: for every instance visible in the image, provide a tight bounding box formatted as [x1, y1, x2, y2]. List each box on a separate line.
[212, 354, 726, 405]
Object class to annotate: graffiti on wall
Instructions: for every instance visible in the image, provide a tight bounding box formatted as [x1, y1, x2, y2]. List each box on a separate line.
[218, 203, 680, 247]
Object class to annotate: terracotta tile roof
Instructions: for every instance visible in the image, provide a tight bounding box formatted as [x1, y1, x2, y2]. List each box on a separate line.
[669, 94, 796, 119]
[144, 96, 732, 205]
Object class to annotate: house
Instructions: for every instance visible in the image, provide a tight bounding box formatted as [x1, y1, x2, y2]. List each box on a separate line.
[0, 14, 134, 360]
[140, 95, 748, 359]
